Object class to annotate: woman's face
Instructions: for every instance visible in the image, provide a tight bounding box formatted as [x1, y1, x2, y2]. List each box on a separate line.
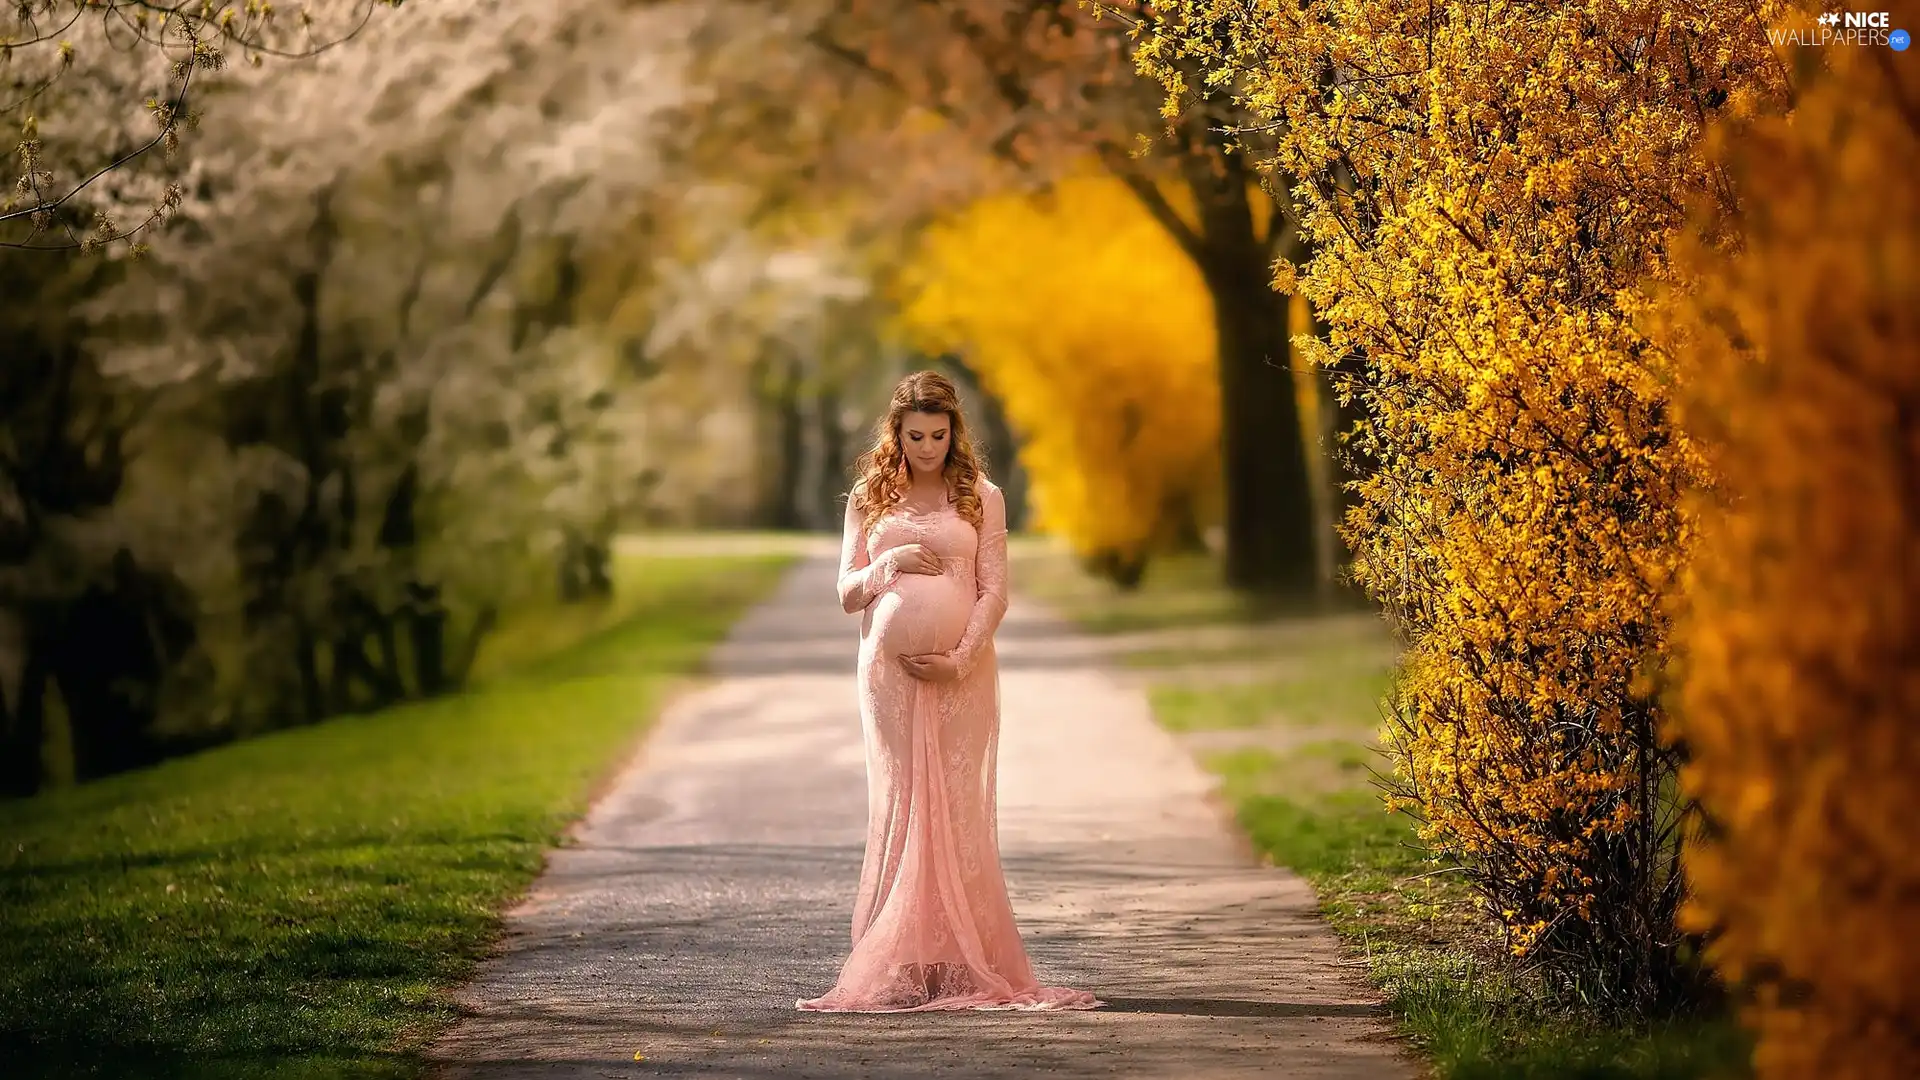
[899, 410, 952, 478]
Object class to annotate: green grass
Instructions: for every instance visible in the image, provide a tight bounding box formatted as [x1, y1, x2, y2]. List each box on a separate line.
[1015, 544, 1752, 1080]
[1008, 540, 1286, 633]
[0, 551, 795, 1080]
[1150, 666, 1397, 733]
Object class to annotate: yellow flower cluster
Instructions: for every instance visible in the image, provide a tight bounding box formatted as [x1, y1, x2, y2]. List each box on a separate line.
[895, 174, 1222, 582]
[1653, 33, 1920, 1080]
[1133, 0, 1785, 1006]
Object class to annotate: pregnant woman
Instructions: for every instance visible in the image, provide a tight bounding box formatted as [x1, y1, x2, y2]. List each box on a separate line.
[797, 371, 1102, 1014]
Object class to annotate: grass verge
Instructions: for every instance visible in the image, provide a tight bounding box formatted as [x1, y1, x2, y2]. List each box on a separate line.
[1014, 541, 1751, 1080]
[0, 550, 795, 1079]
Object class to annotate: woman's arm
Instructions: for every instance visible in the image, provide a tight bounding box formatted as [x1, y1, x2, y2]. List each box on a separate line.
[948, 483, 1009, 678]
[837, 491, 898, 614]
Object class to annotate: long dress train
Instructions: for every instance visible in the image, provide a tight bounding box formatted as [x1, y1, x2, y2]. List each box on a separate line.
[797, 478, 1102, 1013]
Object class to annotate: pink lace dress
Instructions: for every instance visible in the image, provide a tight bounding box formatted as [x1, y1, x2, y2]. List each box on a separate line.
[798, 479, 1102, 1013]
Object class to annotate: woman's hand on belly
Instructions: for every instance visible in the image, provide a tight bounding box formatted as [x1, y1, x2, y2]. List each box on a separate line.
[899, 651, 960, 683]
[888, 543, 943, 575]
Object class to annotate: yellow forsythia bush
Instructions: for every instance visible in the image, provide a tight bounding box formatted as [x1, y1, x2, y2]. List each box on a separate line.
[1656, 26, 1920, 1080]
[897, 175, 1221, 584]
[1134, 1, 1783, 1006]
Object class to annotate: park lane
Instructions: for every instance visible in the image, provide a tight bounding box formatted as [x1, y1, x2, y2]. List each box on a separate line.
[429, 553, 1414, 1079]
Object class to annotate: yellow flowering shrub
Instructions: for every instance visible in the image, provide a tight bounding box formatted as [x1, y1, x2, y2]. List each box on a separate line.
[897, 175, 1221, 585]
[1132, 1, 1784, 1006]
[1654, 28, 1920, 1080]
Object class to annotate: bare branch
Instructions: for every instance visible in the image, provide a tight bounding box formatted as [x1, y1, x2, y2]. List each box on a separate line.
[1, 1, 397, 254]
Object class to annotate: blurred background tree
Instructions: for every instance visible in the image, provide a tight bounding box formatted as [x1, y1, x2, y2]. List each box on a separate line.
[898, 175, 1220, 587]
[1656, 18, 1920, 1079]
[0, 0, 794, 792]
[1, 2, 411, 789]
[679, 0, 1338, 594]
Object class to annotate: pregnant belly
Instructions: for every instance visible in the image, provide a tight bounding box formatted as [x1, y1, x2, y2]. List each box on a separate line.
[869, 571, 971, 656]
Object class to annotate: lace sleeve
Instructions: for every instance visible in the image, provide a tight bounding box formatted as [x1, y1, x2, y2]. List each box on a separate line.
[949, 483, 1009, 678]
[837, 491, 898, 614]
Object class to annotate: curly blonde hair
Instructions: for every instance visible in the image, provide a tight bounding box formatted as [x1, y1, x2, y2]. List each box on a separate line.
[851, 370, 989, 533]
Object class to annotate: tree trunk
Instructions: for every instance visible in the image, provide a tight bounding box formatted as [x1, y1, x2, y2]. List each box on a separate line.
[449, 605, 498, 690]
[1200, 244, 1320, 595]
[294, 618, 324, 725]
[57, 569, 162, 780]
[407, 582, 451, 696]
[0, 620, 46, 797]
[327, 632, 378, 713]
[815, 380, 848, 529]
[767, 351, 807, 529]
[1311, 302, 1368, 593]
[374, 616, 406, 698]
[1120, 141, 1323, 594]
[558, 531, 614, 602]
[558, 533, 586, 602]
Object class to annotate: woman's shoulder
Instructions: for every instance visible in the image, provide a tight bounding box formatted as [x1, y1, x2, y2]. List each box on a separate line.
[966, 477, 1003, 524]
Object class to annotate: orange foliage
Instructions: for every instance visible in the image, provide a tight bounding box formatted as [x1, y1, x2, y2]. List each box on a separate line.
[1133, 0, 1785, 1006]
[1658, 20, 1920, 1079]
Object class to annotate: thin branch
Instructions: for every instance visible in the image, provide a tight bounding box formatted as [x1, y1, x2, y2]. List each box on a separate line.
[0, 54, 194, 227]
[2, 1, 392, 252]
[1100, 143, 1205, 260]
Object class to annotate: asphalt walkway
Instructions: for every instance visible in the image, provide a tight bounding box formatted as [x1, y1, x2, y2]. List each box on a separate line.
[428, 554, 1414, 1079]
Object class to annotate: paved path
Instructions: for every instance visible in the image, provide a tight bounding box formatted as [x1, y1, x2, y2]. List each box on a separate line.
[428, 556, 1416, 1079]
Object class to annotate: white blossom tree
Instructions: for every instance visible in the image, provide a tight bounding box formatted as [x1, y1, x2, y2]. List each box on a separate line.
[1, 0, 400, 253]
[1, 0, 734, 785]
